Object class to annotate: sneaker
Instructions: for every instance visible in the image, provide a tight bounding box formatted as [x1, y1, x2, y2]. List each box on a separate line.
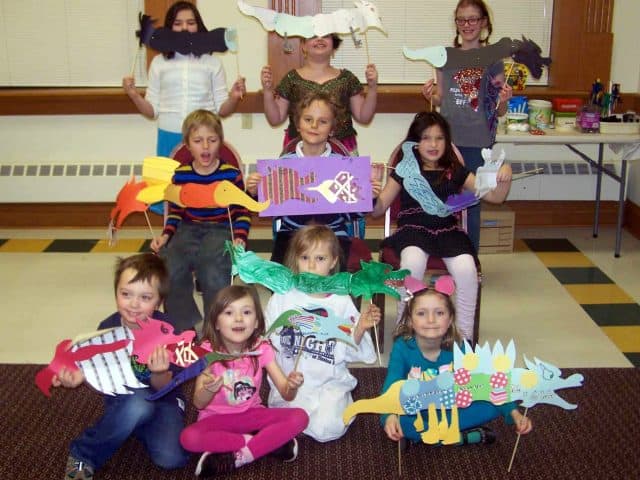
[269, 438, 298, 462]
[195, 452, 236, 478]
[65, 455, 94, 479]
[461, 426, 496, 445]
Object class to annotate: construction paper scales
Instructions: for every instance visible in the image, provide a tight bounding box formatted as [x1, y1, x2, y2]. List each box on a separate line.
[237, 0, 385, 39]
[257, 155, 372, 217]
[137, 13, 237, 55]
[343, 340, 584, 445]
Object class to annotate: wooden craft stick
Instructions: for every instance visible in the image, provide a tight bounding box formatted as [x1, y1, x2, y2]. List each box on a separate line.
[293, 340, 305, 371]
[398, 439, 402, 477]
[512, 168, 544, 180]
[364, 32, 371, 65]
[143, 210, 155, 238]
[370, 299, 382, 366]
[496, 62, 515, 111]
[130, 47, 141, 78]
[430, 66, 436, 112]
[507, 407, 529, 473]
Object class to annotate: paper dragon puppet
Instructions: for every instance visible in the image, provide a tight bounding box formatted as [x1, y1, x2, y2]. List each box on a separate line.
[394, 142, 506, 216]
[108, 156, 269, 236]
[237, 0, 385, 40]
[343, 339, 584, 445]
[136, 13, 237, 55]
[225, 241, 408, 301]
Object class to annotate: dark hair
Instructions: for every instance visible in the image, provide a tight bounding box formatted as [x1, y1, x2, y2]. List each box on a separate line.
[453, 0, 493, 47]
[113, 253, 169, 301]
[399, 111, 461, 181]
[163, 1, 208, 59]
[394, 289, 461, 350]
[201, 285, 265, 373]
[293, 91, 343, 132]
[284, 225, 341, 275]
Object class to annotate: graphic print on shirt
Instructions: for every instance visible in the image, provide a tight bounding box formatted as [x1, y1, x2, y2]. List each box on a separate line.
[223, 368, 257, 405]
[280, 326, 338, 365]
[452, 67, 484, 111]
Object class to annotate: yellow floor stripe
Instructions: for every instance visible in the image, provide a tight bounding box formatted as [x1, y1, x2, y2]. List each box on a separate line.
[564, 284, 635, 304]
[0, 239, 53, 252]
[91, 239, 146, 253]
[535, 252, 594, 268]
[601, 326, 640, 352]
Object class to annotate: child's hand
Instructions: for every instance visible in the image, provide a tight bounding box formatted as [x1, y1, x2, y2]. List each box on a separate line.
[511, 409, 533, 435]
[499, 83, 513, 104]
[233, 238, 246, 248]
[261, 65, 274, 91]
[201, 371, 224, 394]
[150, 234, 169, 253]
[496, 163, 512, 182]
[122, 76, 137, 96]
[147, 345, 170, 374]
[421, 78, 436, 101]
[358, 303, 382, 331]
[286, 371, 304, 391]
[230, 77, 246, 100]
[52, 367, 85, 389]
[371, 180, 382, 199]
[245, 172, 262, 196]
[384, 414, 404, 441]
[365, 63, 378, 88]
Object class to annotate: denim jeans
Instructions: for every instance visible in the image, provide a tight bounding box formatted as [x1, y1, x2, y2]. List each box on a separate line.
[457, 146, 484, 254]
[160, 221, 232, 332]
[69, 388, 189, 471]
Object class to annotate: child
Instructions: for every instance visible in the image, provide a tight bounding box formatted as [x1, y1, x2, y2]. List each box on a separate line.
[264, 225, 382, 442]
[382, 278, 532, 446]
[261, 34, 378, 154]
[179, 285, 308, 478]
[123, 1, 246, 156]
[247, 91, 381, 269]
[53, 253, 189, 479]
[371, 111, 511, 341]
[151, 109, 251, 333]
[421, 0, 512, 252]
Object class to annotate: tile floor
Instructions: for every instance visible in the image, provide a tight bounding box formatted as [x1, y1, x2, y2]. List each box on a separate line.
[1, 225, 638, 368]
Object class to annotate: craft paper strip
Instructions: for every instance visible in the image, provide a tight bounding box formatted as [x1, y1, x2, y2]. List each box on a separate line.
[257, 155, 372, 217]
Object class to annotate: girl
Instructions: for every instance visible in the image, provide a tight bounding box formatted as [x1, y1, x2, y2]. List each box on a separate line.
[247, 91, 381, 268]
[123, 1, 246, 157]
[421, 0, 512, 252]
[261, 34, 378, 154]
[180, 285, 308, 478]
[264, 225, 382, 442]
[382, 277, 532, 446]
[371, 111, 511, 341]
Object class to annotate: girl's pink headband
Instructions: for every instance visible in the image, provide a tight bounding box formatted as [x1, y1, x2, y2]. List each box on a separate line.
[404, 275, 456, 298]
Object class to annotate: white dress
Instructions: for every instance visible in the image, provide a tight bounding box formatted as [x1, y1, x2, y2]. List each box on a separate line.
[265, 288, 376, 442]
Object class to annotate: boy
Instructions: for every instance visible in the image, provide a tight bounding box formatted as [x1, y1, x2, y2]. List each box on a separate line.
[150, 110, 251, 332]
[53, 253, 189, 479]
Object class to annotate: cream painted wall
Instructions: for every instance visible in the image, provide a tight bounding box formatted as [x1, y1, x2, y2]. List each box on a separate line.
[0, 0, 637, 204]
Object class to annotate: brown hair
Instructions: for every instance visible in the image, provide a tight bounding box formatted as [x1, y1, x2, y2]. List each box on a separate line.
[201, 285, 265, 373]
[284, 225, 341, 275]
[293, 91, 344, 133]
[453, 0, 493, 47]
[394, 289, 461, 350]
[182, 109, 224, 144]
[113, 253, 169, 301]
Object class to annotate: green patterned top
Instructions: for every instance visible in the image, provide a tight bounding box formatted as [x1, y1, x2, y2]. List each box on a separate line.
[276, 68, 364, 141]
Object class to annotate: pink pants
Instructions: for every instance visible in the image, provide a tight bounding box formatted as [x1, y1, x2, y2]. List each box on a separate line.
[180, 407, 308, 461]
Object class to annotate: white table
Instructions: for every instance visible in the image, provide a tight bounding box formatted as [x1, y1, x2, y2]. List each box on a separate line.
[496, 128, 640, 257]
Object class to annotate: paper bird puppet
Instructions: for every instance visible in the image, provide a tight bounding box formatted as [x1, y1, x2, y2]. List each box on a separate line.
[343, 340, 584, 445]
[475, 147, 506, 198]
[237, 0, 385, 38]
[137, 13, 237, 54]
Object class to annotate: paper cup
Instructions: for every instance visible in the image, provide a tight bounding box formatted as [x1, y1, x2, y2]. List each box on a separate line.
[528, 99, 552, 128]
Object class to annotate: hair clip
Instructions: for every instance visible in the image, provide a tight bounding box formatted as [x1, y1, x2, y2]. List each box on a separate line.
[403, 275, 456, 300]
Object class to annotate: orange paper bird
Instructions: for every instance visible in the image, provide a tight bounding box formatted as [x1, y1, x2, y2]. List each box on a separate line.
[109, 177, 149, 228]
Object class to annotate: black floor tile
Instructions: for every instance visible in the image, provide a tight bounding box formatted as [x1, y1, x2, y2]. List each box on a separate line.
[522, 238, 579, 252]
[623, 353, 640, 368]
[582, 303, 640, 327]
[44, 239, 98, 253]
[548, 267, 613, 285]
[0, 239, 6, 247]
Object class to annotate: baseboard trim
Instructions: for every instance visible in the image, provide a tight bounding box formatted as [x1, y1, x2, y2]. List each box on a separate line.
[0, 200, 627, 229]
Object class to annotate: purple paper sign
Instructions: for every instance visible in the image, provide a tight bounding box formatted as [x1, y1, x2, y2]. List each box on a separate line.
[257, 156, 372, 217]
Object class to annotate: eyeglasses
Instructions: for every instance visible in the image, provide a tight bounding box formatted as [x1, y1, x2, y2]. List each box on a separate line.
[455, 16, 483, 26]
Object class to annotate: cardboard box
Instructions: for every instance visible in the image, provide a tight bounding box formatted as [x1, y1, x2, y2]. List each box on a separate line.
[479, 205, 515, 254]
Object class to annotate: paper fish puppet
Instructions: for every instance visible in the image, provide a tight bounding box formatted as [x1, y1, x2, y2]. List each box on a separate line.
[403, 37, 551, 79]
[237, 0, 385, 38]
[137, 13, 237, 54]
[343, 339, 584, 445]
[257, 155, 371, 217]
[273, 307, 356, 348]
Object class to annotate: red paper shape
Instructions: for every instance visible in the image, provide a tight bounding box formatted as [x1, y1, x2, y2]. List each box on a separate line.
[110, 177, 149, 228]
[131, 317, 197, 364]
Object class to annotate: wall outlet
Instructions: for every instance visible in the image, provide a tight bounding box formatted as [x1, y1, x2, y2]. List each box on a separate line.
[241, 114, 252, 129]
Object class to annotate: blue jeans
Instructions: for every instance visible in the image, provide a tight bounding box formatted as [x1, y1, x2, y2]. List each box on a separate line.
[160, 221, 232, 332]
[70, 388, 189, 471]
[457, 146, 484, 254]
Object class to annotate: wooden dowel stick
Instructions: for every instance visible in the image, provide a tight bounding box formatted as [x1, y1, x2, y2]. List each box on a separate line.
[143, 210, 155, 238]
[507, 407, 529, 473]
